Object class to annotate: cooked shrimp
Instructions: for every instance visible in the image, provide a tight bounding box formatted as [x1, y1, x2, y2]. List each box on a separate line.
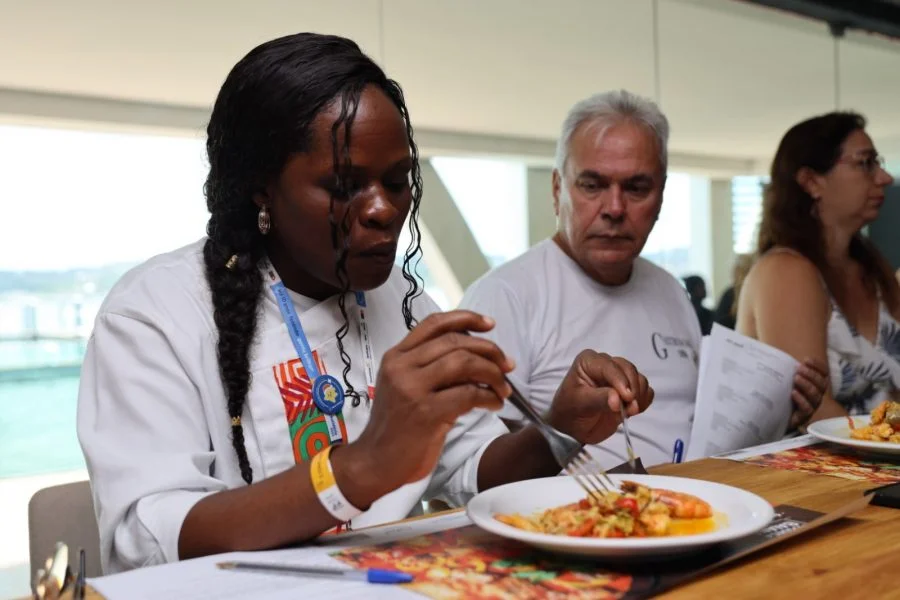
[621, 480, 712, 519]
[650, 488, 713, 519]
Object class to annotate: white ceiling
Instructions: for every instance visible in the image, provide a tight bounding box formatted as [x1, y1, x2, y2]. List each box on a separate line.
[2, 0, 900, 170]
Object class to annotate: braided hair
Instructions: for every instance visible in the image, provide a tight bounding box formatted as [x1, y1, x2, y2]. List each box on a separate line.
[203, 33, 424, 484]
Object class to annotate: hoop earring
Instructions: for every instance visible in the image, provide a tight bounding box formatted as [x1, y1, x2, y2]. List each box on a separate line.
[258, 206, 271, 235]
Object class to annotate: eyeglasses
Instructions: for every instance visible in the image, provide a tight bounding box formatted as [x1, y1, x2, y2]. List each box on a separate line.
[838, 153, 887, 177]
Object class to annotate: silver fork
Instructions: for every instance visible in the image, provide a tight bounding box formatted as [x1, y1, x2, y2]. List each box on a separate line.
[619, 403, 637, 473]
[504, 377, 618, 501]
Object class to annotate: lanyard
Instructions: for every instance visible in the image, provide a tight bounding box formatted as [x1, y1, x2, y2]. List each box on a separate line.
[353, 292, 377, 403]
[263, 260, 377, 444]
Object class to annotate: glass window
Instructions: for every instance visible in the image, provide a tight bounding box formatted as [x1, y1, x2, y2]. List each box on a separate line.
[0, 125, 210, 482]
[641, 173, 716, 298]
[732, 176, 766, 254]
[641, 172, 693, 275]
[0, 125, 210, 597]
[431, 157, 528, 268]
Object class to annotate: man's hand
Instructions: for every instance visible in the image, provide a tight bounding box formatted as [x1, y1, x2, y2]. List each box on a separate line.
[546, 351, 654, 443]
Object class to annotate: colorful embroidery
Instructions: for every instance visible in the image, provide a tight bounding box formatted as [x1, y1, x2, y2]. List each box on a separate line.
[273, 353, 348, 463]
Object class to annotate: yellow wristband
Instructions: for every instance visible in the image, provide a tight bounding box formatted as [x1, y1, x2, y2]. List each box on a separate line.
[310, 446, 362, 522]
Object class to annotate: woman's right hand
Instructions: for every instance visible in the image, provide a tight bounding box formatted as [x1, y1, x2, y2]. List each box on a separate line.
[333, 310, 514, 508]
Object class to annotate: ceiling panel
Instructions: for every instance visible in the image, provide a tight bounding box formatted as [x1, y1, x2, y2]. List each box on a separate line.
[659, 0, 835, 160]
[1, 0, 900, 166]
[0, 0, 381, 106]
[382, 0, 655, 141]
[841, 33, 900, 143]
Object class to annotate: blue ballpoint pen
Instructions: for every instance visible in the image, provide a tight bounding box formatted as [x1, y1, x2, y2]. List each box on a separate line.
[672, 438, 684, 464]
[217, 561, 414, 584]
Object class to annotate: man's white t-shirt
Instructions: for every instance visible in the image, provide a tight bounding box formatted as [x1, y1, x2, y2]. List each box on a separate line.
[460, 239, 700, 469]
[78, 239, 506, 574]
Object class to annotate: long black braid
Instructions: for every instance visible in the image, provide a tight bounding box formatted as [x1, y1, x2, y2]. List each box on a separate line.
[203, 33, 424, 484]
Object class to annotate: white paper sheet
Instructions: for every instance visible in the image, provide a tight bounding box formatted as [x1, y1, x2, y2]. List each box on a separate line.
[88, 511, 472, 600]
[686, 324, 799, 461]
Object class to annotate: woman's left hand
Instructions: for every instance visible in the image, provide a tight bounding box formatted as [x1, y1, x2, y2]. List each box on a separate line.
[546, 351, 654, 444]
[790, 357, 829, 428]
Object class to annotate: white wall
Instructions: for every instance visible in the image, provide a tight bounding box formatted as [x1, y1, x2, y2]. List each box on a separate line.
[2, 0, 900, 166]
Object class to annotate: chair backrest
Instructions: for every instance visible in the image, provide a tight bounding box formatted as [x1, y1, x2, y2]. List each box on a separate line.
[28, 480, 101, 581]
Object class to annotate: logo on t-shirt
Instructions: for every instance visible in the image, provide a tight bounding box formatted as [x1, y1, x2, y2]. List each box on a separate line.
[651, 332, 697, 364]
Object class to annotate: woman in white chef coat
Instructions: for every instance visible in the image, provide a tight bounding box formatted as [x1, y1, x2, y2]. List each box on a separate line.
[77, 32, 654, 574]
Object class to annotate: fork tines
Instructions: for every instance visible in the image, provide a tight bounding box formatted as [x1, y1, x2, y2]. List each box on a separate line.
[496, 367, 620, 502]
[566, 449, 618, 502]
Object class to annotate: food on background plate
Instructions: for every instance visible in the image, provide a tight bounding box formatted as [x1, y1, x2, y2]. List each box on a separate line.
[496, 481, 718, 538]
[848, 400, 900, 444]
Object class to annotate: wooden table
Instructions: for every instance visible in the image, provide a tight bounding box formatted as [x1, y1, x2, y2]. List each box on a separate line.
[653, 459, 897, 598]
[68, 458, 898, 599]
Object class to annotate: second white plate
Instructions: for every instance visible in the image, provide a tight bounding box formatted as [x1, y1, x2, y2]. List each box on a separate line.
[807, 416, 900, 457]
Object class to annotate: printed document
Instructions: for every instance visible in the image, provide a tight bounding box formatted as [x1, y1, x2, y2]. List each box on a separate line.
[686, 324, 799, 460]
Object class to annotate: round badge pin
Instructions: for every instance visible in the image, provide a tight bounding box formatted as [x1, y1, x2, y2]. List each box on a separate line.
[312, 374, 345, 416]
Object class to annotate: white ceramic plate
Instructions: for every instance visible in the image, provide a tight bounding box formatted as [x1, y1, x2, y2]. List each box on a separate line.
[467, 474, 774, 559]
[807, 415, 900, 457]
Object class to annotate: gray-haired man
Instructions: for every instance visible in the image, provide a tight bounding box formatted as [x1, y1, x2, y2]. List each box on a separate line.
[461, 90, 827, 467]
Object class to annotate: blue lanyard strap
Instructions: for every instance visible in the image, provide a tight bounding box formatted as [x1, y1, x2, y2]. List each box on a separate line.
[269, 278, 321, 381]
[263, 259, 347, 425]
[262, 258, 376, 426]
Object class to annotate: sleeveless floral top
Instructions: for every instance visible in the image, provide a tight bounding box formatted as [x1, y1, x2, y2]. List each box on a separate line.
[828, 300, 900, 414]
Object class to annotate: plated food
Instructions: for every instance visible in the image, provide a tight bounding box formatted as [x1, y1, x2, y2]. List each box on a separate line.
[848, 400, 900, 444]
[808, 405, 900, 457]
[496, 481, 717, 539]
[467, 474, 774, 558]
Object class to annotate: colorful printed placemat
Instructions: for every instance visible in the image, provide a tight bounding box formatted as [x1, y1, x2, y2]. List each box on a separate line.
[740, 443, 900, 484]
[331, 503, 861, 600]
[336, 526, 633, 599]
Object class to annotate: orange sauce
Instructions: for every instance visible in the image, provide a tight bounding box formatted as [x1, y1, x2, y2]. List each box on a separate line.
[666, 511, 727, 536]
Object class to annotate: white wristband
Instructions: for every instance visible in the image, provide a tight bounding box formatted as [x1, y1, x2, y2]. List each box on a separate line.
[310, 446, 363, 522]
